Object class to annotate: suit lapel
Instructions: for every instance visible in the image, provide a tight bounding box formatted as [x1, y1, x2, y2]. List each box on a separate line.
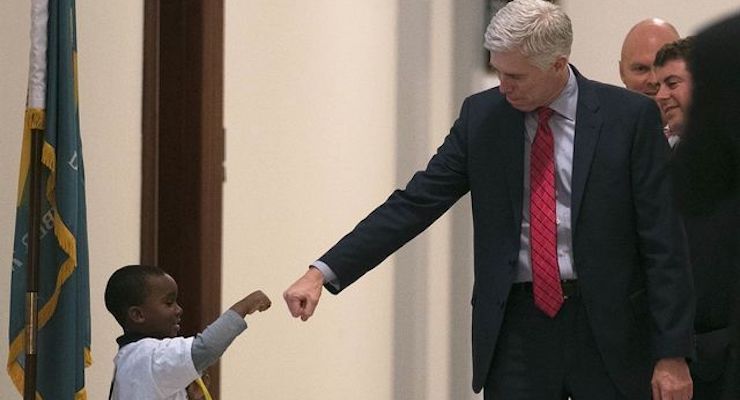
[571, 74, 603, 234]
[500, 104, 526, 223]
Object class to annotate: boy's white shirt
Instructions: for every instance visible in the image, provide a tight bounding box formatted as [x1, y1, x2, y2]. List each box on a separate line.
[111, 336, 198, 400]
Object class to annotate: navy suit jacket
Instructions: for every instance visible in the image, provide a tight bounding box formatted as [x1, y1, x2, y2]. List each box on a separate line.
[319, 68, 695, 397]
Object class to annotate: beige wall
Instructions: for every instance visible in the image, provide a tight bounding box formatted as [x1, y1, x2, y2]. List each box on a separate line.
[0, 1, 26, 394]
[222, 2, 398, 399]
[0, 1, 142, 398]
[222, 1, 484, 399]
[1, 1, 738, 399]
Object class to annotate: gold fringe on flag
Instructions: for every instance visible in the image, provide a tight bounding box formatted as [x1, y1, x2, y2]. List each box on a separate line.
[25, 108, 45, 131]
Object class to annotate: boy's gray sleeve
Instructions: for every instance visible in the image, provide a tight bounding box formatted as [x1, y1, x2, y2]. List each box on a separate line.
[191, 309, 247, 373]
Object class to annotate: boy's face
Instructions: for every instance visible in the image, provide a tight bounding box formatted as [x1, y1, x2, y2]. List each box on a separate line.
[135, 273, 183, 338]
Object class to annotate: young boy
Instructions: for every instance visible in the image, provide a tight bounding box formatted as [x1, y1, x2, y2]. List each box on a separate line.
[105, 264, 271, 399]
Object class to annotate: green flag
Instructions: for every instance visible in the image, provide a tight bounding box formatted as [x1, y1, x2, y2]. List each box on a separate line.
[7, 0, 91, 398]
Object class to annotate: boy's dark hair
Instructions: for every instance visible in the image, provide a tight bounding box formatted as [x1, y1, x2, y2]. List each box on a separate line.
[654, 36, 695, 68]
[104, 265, 166, 328]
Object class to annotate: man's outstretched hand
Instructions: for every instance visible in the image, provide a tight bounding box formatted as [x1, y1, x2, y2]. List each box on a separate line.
[284, 267, 325, 321]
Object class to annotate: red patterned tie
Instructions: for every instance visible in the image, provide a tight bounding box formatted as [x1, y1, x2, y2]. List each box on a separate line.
[530, 107, 563, 317]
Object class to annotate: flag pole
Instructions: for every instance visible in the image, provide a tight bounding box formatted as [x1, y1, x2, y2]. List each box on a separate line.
[24, 127, 44, 400]
[24, 0, 48, 393]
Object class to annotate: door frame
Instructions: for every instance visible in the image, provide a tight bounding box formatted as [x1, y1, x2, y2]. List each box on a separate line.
[141, 0, 225, 396]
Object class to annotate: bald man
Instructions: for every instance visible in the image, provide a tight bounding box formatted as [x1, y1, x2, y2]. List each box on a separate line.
[620, 18, 680, 98]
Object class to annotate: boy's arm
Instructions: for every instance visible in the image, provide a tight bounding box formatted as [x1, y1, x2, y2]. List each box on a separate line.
[191, 290, 271, 372]
[191, 310, 247, 372]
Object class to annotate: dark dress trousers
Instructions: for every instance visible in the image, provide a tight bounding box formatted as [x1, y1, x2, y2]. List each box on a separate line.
[319, 67, 695, 398]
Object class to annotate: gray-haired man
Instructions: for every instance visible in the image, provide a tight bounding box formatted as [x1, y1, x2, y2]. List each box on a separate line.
[285, 1, 694, 398]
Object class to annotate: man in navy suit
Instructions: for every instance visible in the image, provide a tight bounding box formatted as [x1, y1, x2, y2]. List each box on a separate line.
[284, 0, 694, 398]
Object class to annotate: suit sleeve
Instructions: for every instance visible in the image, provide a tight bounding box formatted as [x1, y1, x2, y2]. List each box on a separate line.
[630, 99, 695, 359]
[318, 98, 473, 293]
